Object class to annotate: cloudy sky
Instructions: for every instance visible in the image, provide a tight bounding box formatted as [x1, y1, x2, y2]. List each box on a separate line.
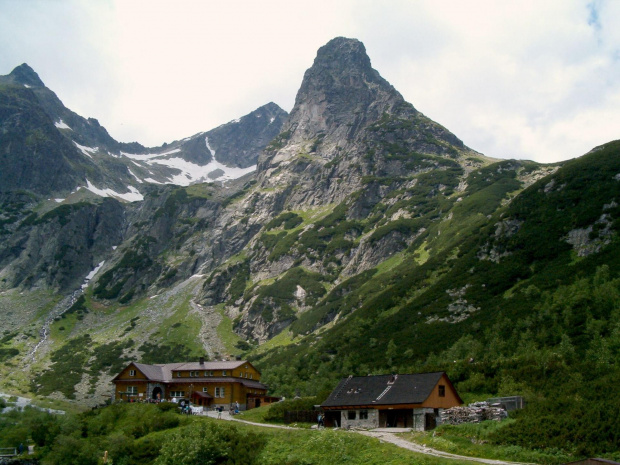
[1, 0, 619, 163]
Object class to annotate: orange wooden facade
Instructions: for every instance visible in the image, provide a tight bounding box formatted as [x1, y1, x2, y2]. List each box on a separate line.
[112, 360, 274, 409]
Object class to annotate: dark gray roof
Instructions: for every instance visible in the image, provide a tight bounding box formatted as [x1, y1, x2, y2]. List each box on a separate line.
[173, 361, 249, 371]
[115, 361, 257, 383]
[321, 372, 446, 408]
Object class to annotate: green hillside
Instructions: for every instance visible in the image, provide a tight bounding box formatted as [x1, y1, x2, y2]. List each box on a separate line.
[253, 140, 620, 457]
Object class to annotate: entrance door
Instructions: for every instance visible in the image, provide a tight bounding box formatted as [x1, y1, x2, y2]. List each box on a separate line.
[325, 411, 341, 427]
[386, 410, 410, 427]
[152, 387, 163, 401]
[425, 413, 436, 430]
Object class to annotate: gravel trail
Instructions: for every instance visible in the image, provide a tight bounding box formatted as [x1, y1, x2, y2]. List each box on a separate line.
[208, 413, 535, 465]
[358, 431, 536, 465]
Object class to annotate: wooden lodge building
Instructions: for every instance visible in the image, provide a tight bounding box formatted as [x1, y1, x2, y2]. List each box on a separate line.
[321, 372, 462, 430]
[112, 358, 278, 410]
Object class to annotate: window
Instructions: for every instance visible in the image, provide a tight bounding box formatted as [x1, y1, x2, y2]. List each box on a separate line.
[129, 370, 136, 376]
[215, 387, 225, 398]
[222, 370, 227, 376]
[359, 410, 368, 420]
[202, 387, 208, 393]
[190, 371, 200, 377]
[438, 385, 446, 397]
[347, 410, 356, 420]
[205, 371, 213, 377]
[176, 372, 181, 377]
[170, 391, 185, 398]
[127, 386, 138, 395]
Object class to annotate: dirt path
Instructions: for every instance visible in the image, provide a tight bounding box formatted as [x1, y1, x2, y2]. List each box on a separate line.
[204, 410, 297, 429]
[206, 412, 534, 465]
[358, 431, 535, 465]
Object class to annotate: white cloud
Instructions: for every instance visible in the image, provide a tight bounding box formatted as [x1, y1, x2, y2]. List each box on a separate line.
[0, 0, 619, 163]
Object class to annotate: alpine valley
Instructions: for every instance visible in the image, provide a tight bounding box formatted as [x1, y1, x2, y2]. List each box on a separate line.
[1, 38, 619, 457]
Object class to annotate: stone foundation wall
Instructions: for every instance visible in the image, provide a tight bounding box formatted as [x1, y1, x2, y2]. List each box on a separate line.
[341, 408, 379, 429]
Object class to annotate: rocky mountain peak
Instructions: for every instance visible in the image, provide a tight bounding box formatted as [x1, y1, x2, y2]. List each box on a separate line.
[259, 37, 410, 169]
[7, 63, 45, 88]
[312, 37, 373, 75]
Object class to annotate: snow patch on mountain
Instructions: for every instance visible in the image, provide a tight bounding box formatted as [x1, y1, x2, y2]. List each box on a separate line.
[82, 180, 144, 202]
[121, 148, 181, 161]
[127, 168, 143, 183]
[205, 137, 216, 157]
[120, 139, 254, 186]
[82, 261, 105, 289]
[149, 157, 256, 186]
[55, 119, 72, 130]
[74, 142, 98, 158]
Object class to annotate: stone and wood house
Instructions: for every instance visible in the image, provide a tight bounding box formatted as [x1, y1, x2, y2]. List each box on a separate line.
[112, 358, 278, 410]
[321, 372, 462, 430]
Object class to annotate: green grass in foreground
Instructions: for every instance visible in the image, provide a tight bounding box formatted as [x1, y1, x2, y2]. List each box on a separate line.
[0, 402, 475, 465]
[400, 420, 573, 465]
[235, 404, 271, 423]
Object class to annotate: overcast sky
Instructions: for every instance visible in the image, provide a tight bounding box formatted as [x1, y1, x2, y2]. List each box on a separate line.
[1, 0, 619, 163]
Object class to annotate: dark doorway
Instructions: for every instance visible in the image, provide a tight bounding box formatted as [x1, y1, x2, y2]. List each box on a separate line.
[152, 387, 163, 401]
[425, 413, 437, 430]
[324, 411, 341, 427]
[255, 399, 261, 408]
[385, 409, 412, 428]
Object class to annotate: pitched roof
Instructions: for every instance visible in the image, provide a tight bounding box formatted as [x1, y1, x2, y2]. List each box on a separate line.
[113, 361, 268, 390]
[172, 360, 249, 371]
[114, 360, 257, 382]
[321, 372, 449, 408]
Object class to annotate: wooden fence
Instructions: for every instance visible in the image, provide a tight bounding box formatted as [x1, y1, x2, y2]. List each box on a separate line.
[283, 410, 318, 424]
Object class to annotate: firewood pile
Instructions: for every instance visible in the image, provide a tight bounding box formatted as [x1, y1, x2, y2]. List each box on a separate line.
[439, 401, 508, 425]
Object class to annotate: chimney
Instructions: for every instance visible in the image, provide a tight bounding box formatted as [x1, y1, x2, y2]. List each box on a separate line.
[199, 356, 205, 365]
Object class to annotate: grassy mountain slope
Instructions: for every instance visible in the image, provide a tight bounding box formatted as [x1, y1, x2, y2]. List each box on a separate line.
[251, 140, 620, 456]
[1, 38, 619, 461]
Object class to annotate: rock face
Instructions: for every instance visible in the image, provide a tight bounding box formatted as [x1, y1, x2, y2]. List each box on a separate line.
[196, 37, 485, 341]
[0, 64, 287, 196]
[206, 102, 288, 168]
[0, 63, 286, 292]
[0, 197, 125, 291]
[3, 37, 620, 410]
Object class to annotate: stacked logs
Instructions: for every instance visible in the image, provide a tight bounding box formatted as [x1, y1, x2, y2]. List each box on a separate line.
[439, 401, 508, 425]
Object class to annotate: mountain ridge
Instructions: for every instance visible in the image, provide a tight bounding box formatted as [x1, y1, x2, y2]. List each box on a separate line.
[0, 37, 618, 457]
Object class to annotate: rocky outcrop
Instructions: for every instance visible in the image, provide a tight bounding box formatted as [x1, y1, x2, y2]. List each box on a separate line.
[206, 102, 288, 168]
[0, 197, 125, 291]
[195, 37, 482, 341]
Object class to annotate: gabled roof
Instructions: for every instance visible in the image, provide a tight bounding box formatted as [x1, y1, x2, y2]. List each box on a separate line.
[112, 360, 264, 387]
[321, 372, 457, 408]
[172, 360, 252, 372]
